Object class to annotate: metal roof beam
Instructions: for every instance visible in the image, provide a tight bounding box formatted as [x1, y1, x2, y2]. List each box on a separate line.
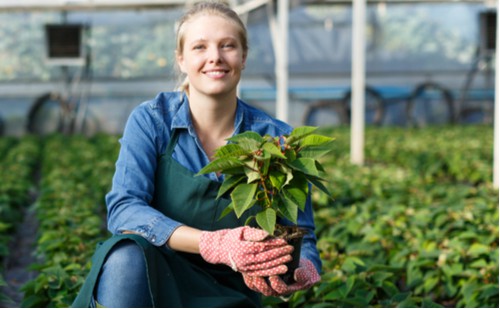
[0, 0, 187, 12]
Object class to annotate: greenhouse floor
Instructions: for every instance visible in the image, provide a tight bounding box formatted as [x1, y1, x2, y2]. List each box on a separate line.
[0, 206, 38, 307]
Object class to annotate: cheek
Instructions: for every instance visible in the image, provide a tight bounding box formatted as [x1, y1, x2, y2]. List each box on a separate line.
[184, 56, 205, 73]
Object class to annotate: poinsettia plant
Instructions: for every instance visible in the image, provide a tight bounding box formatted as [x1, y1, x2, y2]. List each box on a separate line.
[196, 126, 334, 235]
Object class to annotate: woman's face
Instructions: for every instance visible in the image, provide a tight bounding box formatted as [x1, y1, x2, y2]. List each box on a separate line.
[177, 14, 247, 98]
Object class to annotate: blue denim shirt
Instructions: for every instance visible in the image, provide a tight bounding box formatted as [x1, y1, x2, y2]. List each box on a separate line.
[105, 91, 321, 273]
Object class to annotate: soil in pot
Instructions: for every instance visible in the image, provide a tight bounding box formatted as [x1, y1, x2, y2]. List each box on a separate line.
[273, 225, 307, 284]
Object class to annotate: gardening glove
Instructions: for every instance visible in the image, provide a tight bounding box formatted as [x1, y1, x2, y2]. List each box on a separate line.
[243, 259, 320, 296]
[199, 226, 294, 274]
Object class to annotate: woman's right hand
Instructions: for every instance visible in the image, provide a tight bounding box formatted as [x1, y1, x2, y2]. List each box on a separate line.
[199, 226, 293, 276]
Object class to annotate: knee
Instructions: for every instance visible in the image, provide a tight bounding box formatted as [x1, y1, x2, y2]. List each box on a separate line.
[102, 240, 147, 276]
[96, 240, 152, 307]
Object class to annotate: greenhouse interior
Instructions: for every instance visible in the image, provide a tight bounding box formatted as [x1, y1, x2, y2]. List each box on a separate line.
[0, 0, 498, 308]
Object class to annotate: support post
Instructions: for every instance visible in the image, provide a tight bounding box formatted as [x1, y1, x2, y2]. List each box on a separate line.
[275, 0, 289, 122]
[350, 0, 366, 165]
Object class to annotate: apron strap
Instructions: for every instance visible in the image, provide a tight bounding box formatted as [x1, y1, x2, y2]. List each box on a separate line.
[165, 129, 180, 157]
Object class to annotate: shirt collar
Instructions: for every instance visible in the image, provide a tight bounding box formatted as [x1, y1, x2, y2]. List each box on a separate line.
[171, 92, 191, 131]
[171, 94, 245, 137]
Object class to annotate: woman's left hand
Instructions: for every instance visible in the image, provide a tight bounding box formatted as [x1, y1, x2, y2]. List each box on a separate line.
[243, 259, 320, 296]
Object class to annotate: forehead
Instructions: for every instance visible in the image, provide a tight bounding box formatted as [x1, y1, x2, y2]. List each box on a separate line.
[183, 14, 240, 43]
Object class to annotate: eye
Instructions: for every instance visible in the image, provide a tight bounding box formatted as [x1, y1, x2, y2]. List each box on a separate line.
[222, 42, 236, 49]
[193, 44, 205, 50]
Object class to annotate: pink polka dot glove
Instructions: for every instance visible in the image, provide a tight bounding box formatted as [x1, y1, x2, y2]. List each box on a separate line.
[243, 259, 320, 296]
[199, 226, 293, 275]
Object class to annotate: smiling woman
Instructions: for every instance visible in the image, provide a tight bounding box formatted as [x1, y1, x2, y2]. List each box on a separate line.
[71, 1, 321, 308]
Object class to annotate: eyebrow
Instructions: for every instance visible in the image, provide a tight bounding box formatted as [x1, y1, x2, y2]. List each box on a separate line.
[188, 36, 238, 45]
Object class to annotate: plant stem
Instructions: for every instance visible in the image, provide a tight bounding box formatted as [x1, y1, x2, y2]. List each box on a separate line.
[259, 173, 272, 209]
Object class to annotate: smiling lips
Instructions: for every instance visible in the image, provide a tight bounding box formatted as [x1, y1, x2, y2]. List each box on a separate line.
[204, 70, 228, 78]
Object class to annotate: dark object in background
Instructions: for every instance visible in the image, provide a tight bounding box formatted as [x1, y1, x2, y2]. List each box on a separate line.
[45, 24, 85, 66]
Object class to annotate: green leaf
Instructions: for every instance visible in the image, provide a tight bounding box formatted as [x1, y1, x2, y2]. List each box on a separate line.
[244, 160, 261, 183]
[21, 295, 47, 308]
[339, 276, 356, 298]
[244, 215, 256, 226]
[382, 281, 399, 296]
[422, 298, 444, 308]
[282, 181, 308, 211]
[230, 183, 258, 218]
[277, 194, 298, 223]
[467, 243, 490, 257]
[342, 256, 366, 273]
[371, 271, 394, 287]
[441, 263, 463, 277]
[227, 131, 264, 151]
[256, 208, 277, 235]
[277, 162, 294, 186]
[396, 296, 417, 308]
[269, 170, 286, 190]
[286, 126, 318, 145]
[324, 289, 343, 301]
[462, 282, 480, 307]
[306, 175, 333, 198]
[217, 175, 245, 199]
[221, 166, 246, 175]
[478, 284, 499, 300]
[299, 140, 336, 159]
[196, 157, 244, 175]
[214, 144, 248, 159]
[300, 134, 334, 147]
[284, 148, 297, 162]
[424, 276, 439, 293]
[469, 258, 488, 268]
[262, 142, 286, 159]
[288, 158, 319, 177]
[260, 150, 271, 175]
[218, 202, 235, 220]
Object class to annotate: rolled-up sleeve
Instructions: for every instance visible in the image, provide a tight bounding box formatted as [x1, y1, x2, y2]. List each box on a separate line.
[105, 102, 182, 246]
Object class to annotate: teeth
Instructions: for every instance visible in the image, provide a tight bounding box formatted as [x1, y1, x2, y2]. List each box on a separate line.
[206, 71, 225, 76]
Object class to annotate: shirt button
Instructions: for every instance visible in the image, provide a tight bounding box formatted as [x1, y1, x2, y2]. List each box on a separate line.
[151, 236, 156, 243]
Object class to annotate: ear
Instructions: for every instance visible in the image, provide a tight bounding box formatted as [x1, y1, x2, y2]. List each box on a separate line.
[242, 51, 247, 65]
[176, 50, 186, 74]
[241, 51, 247, 70]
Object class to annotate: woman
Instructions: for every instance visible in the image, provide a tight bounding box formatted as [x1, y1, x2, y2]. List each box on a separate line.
[73, 1, 320, 307]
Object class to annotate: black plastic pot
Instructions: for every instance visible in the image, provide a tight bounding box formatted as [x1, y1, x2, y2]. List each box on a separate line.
[275, 225, 306, 284]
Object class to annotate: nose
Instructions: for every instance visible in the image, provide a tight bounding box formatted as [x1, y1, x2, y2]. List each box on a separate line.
[207, 46, 222, 63]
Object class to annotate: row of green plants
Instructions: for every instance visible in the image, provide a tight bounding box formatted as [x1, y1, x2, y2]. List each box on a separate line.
[20, 134, 118, 307]
[0, 136, 40, 305]
[0, 125, 497, 307]
[265, 125, 498, 307]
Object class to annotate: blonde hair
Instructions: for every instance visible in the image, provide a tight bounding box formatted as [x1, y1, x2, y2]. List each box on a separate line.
[174, 1, 249, 93]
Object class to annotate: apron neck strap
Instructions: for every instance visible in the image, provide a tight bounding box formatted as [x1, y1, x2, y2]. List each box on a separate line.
[166, 129, 181, 156]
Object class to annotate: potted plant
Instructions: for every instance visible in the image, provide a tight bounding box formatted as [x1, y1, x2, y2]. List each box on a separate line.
[196, 126, 334, 282]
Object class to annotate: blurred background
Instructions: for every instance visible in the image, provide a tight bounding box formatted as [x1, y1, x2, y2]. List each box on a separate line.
[0, 0, 496, 136]
[0, 1, 498, 308]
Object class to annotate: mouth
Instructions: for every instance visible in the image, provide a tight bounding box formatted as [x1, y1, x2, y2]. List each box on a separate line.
[204, 70, 229, 78]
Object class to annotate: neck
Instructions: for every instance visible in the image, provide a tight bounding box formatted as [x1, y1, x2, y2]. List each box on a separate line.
[188, 92, 237, 158]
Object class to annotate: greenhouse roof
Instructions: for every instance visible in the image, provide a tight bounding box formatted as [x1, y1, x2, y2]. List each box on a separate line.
[0, 0, 493, 12]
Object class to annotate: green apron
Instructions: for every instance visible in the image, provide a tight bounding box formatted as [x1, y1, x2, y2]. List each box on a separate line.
[72, 130, 260, 307]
